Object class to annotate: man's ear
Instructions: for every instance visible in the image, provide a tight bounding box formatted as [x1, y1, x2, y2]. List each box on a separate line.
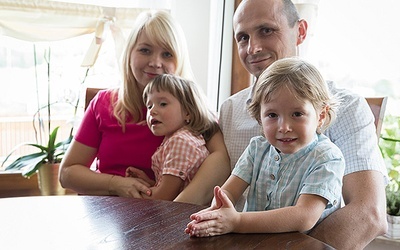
[296, 19, 308, 46]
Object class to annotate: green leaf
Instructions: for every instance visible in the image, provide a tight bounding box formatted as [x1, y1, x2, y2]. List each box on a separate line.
[4, 152, 46, 171]
[22, 161, 45, 178]
[2, 126, 71, 175]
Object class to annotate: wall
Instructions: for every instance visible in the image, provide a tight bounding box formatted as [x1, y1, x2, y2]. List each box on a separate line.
[172, 0, 234, 112]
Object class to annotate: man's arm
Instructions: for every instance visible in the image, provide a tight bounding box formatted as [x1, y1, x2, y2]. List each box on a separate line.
[309, 170, 387, 249]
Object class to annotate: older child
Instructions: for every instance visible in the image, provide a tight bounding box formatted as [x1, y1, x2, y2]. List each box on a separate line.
[126, 74, 219, 201]
[186, 57, 345, 237]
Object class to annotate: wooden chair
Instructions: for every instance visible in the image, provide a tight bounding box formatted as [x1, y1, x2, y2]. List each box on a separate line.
[85, 87, 105, 110]
[85, 92, 388, 137]
[366, 96, 388, 138]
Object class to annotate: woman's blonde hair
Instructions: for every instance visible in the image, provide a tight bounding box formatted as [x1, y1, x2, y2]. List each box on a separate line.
[112, 10, 194, 131]
[248, 57, 338, 133]
[143, 74, 219, 141]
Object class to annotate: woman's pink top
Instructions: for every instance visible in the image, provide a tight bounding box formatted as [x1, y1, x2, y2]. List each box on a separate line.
[74, 89, 164, 179]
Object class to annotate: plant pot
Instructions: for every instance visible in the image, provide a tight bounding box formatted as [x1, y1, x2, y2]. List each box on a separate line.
[37, 163, 66, 196]
[385, 214, 400, 239]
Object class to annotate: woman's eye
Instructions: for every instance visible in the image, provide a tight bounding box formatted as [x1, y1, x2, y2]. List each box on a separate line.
[163, 51, 173, 58]
[139, 48, 150, 54]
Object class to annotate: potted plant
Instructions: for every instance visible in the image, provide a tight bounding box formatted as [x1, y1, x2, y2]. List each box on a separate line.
[379, 115, 400, 239]
[1, 46, 88, 195]
[2, 127, 72, 195]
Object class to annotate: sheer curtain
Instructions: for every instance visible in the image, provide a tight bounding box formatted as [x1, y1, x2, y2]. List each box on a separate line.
[0, 0, 170, 66]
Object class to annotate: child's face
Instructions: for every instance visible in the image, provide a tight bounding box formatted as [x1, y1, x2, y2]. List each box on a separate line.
[260, 87, 325, 154]
[145, 90, 189, 137]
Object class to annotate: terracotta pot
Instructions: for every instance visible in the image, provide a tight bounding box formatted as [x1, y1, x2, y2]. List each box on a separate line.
[385, 214, 400, 239]
[37, 163, 66, 196]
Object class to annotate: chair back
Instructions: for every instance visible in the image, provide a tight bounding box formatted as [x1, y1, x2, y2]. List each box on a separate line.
[365, 97, 388, 138]
[85, 88, 105, 110]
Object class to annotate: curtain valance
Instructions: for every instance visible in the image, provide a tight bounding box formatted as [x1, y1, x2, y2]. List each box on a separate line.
[0, 0, 170, 66]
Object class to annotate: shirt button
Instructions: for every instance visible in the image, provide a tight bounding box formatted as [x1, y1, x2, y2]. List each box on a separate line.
[270, 174, 275, 180]
[274, 155, 280, 161]
[179, 171, 184, 176]
[333, 200, 337, 205]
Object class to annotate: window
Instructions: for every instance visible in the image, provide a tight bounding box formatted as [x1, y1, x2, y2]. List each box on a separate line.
[0, 0, 170, 166]
[306, 0, 400, 116]
[0, 34, 121, 164]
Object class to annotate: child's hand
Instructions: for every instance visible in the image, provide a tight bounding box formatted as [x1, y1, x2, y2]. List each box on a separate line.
[185, 186, 239, 237]
[125, 166, 156, 186]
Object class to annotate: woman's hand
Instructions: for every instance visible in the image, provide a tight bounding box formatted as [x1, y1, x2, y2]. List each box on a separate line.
[185, 186, 240, 237]
[109, 175, 152, 198]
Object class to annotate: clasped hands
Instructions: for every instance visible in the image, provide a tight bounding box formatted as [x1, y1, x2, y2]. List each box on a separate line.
[185, 186, 240, 237]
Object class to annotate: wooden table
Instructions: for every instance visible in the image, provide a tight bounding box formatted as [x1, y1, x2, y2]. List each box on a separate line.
[0, 196, 334, 249]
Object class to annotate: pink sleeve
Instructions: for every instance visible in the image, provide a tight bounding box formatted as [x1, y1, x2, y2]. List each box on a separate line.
[74, 90, 109, 148]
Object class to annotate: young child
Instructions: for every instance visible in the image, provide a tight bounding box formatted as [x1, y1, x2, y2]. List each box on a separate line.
[126, 74, 219, 201]
[185, 57, 345, 237]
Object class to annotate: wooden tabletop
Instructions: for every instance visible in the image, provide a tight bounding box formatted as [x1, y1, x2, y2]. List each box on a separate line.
[0, 196, 334, 249]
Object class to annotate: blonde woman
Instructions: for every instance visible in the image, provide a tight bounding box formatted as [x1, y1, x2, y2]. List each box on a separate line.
[60, 11, 229, 203]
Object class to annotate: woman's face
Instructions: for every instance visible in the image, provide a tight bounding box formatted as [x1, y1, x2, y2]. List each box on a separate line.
[130, 32, 177, 91]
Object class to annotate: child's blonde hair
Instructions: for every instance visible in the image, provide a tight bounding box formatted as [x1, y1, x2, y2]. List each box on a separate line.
[143, 74, 219, 141]
[248, 57, 338, 133]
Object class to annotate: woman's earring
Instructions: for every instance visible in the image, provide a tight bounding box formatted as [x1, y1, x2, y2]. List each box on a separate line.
[316, 126, 322, 134]
[185, 119, 190, 124]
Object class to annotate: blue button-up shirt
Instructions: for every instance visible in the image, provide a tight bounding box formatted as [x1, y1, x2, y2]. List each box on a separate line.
[232, 134, 345, 224]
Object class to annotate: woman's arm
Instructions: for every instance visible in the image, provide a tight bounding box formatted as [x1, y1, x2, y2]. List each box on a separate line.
[174, 130, 230, 205]
[59, 139, 152, 197]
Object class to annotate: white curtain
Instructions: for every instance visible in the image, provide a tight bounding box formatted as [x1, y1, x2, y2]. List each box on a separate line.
[0, 0, 170, 66]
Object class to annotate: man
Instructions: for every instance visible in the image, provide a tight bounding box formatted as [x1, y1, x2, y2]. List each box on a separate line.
[219, 0, 388, 249]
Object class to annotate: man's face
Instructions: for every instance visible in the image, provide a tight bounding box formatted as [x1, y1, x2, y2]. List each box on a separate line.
[233, 0, 303, 77]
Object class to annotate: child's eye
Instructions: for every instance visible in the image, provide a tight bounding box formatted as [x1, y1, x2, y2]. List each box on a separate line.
[293, 112, 303, 117]
[147, 104, 153, 109]
[160, 102, 167, 107]
[267, 113, 278, 118]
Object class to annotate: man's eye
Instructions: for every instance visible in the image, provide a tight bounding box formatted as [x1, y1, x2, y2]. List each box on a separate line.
[237, 34, 249, 43]
[260, 27, 273, 35]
